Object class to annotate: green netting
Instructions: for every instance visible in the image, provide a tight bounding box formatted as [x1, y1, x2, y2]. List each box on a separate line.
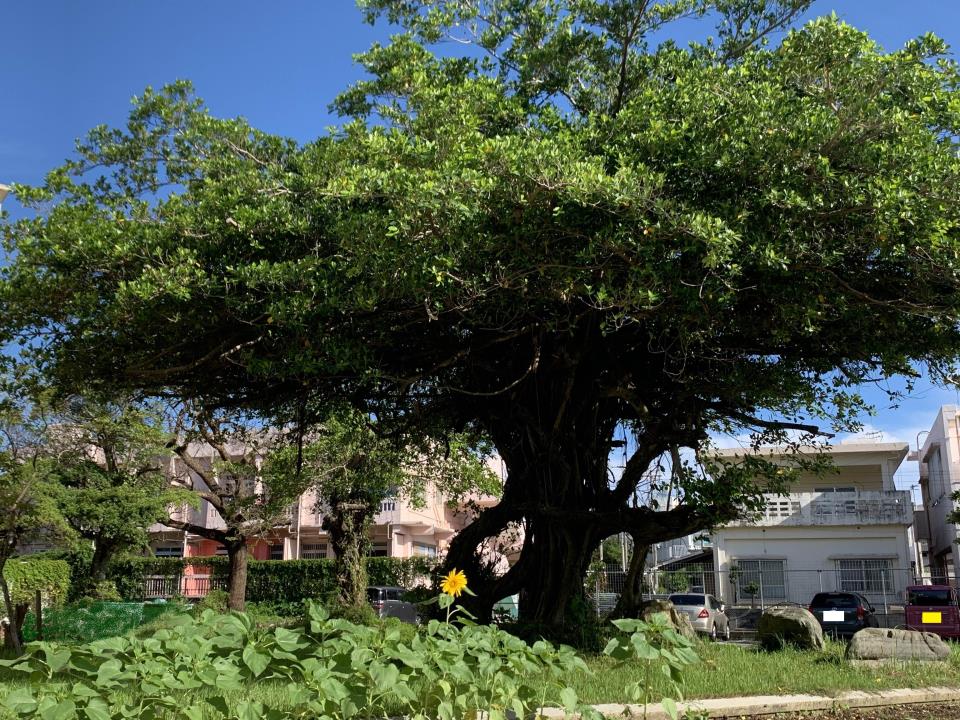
[20, 602, 177, 643]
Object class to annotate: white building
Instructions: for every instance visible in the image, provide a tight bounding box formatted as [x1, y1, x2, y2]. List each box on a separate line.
[711, 442, 915, 610]
[916, 405, 960, 582]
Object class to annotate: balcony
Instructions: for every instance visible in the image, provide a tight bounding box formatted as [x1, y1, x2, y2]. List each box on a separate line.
[726, 490, 912, 527]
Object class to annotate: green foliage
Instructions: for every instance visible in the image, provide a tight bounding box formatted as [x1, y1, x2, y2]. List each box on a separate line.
[46, 395, 183, 587]
[605, 613, 700, 720]
[195, 589, 229, 613]
[87, 581, 121, 602]
[20, 602, 179, 644]
[323, 598, 380, 627]
[104, 556, 436, 605]
[3, 558, 70, 608]
[6, 0, 960, 624]
[662, 569, 691, 594]
[0, 601, 606, 720]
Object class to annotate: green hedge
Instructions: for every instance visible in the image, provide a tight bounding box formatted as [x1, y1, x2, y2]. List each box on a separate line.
[106, 556, 437, 603]
[3, 558, 71, 607]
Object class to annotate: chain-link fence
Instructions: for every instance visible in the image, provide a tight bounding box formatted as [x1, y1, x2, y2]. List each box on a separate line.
[587, 566, 955, 628]
[20, 602, 178, 643]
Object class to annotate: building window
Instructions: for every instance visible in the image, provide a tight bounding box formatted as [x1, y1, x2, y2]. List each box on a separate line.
[269, 544, 284, 561]
[837, 559, 893, 593]
[366, 542, 389, 558]
[214, 546, 228, 556]
[413, 543, 437, 558]
[154, 545, 183, 558]
[301, 543, 327, 559]
[734, 559, 786, 600]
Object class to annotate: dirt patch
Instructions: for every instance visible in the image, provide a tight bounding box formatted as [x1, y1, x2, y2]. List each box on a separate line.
[761, 701, 960, 720]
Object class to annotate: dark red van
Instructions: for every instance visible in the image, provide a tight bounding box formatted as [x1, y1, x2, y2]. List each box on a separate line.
[905, 585, 960, 638]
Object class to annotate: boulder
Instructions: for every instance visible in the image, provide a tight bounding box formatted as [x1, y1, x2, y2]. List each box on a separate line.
[846, 627, 950, 662]
[757, 606, 824, 651]
[639, 599, 696, 639]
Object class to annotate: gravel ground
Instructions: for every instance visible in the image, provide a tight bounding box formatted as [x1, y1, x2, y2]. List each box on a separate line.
[767, 702, 960, 720]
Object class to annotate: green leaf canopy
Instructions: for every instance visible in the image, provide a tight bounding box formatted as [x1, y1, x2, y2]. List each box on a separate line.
[4, 2, 960, 624]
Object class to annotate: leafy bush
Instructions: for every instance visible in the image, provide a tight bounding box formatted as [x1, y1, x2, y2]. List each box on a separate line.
[88, 581, 121, 602]
[3, 558, 71, 608]
[323, 598, 380, 627]
[195, 589, 229, 613]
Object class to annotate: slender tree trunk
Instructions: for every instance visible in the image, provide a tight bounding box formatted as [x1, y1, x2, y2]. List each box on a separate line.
[611, 540, 650, 619]
[0, 570, 22, 654]
[226, 540, 248, 612]
[324, 500, 372, 609]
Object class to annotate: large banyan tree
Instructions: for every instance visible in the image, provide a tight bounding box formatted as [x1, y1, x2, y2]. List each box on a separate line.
[4, 0, 960, 626]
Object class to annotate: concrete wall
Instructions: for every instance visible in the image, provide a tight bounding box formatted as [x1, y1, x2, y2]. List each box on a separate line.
[918, 406, 960, 579]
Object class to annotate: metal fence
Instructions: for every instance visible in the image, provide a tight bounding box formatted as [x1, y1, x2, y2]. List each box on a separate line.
[142, 573, 225, 600]
[587, 566, 956, 627]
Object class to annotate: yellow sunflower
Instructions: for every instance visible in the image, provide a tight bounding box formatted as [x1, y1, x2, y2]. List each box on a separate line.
[440, 568, 468, 598]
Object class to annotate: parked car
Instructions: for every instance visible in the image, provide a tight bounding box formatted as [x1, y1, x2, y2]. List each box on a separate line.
[905, 585, 960, 638]
[366, 586, 418, 625]
[669, 593, 731, 640]
[807, 592, 879, 638]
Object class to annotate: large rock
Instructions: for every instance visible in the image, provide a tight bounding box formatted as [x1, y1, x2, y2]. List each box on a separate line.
[639, 599, 696, 640]
[846, 627, 950, 662]
[758, 606, 824, 650]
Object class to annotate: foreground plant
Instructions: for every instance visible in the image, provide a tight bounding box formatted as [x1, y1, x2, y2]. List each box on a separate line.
[0, 599, 602, 719]
[603, 613, 700, 720]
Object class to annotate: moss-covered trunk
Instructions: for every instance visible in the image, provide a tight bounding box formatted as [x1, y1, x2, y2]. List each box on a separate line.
[324, 500, 373, 609]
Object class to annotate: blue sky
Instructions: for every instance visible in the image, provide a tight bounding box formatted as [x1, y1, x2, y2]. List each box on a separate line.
[3, 0, 960, 489]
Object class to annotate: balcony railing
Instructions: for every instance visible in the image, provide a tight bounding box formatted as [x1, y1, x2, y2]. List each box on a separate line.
[726, 490, 912, 527]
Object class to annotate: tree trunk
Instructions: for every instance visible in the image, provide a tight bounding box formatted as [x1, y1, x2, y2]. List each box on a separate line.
[0, 571, 21, 654]
[226, 540, 248, 612]
[323, 501, 372, 609]
[611, 541, 650, 619]
[89, 539, 115, 586]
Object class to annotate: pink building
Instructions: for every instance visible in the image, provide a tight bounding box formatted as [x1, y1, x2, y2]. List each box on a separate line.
[148, 450, 506, 567]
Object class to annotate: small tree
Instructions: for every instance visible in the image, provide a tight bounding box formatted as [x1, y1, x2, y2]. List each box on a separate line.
[0, 368, 73, 652]
[47, 395, 185, 591]
[164, 403, 308, 611]
[271, 407, 499, 611]
[743, 581, 761, 609]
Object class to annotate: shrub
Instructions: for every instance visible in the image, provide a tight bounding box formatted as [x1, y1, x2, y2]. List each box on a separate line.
[195, 589, 229, 613]
[88, 581, 121, 602]
[323, 598, 380, 627]
[3, 558, 71, 608]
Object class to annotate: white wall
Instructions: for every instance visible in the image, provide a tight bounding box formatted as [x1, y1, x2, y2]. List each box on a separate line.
[714, 524, 913, 605]
[918, 406, 960, 578]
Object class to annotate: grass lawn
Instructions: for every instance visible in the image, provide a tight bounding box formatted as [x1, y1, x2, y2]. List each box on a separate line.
[3, 638, 960, 714]
[571, 640, 960, 703]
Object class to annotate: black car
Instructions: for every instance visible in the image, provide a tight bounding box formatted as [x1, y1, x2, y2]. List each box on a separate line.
[808, 592, 879, 638]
